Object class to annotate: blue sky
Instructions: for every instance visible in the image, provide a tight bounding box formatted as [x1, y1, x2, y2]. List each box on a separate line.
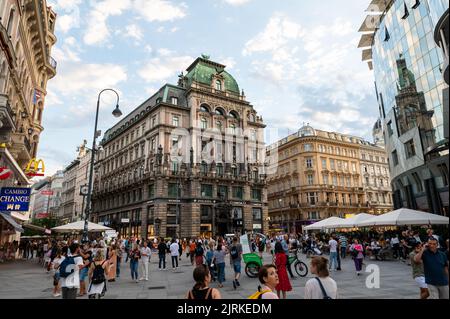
[40, 0, 378, 176]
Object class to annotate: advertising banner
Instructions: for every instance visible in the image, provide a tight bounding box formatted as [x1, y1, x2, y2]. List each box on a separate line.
[0, 187, 31, 212]
[240, 233, 251, 254]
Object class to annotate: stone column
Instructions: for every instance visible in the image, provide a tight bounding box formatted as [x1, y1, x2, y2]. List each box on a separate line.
[140, 184, 149, 239]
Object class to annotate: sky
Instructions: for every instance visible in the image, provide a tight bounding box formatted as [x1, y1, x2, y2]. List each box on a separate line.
[39, 0, 379, 177]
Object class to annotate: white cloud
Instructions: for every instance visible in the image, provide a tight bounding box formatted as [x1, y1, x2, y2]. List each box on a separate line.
[125, 24, 144, 41]
[223, 0, 252, 6]
[144, 45, 153, 53]
[170, 27, 179, 33]
[133, 0, 187, 22]
[51, 36, 82, 62]
[49, 0, 83, 33]
[138, 50, 193, 84]
[157, 26, 165, 33]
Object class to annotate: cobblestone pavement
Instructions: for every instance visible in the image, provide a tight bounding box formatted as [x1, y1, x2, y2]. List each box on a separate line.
[0, 252, 419, 299]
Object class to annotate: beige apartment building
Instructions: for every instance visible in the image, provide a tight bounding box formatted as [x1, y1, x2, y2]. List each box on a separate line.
[266, 124, 392, 233]
[0, 0, 56, 244]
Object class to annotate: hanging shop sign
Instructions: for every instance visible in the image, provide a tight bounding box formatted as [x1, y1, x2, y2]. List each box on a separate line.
[24, 158, 45, 177]
[0, 167, 13, 180]
[0, 187, 31, 211]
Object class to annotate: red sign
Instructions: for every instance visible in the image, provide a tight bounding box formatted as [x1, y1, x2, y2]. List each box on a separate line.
[36, 213, 49, 219]
[40, 190, 53, 195]
[0, 167, 12, 180]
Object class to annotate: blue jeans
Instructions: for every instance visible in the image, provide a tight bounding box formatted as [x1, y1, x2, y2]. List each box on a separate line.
[217, 262, 225, 284]
[329, 252, 338, 270]
[341, 246, 347, 258]
[130, 260, 139, 280]
[159, 253, 166, 269]
[116, 256, 121, 277]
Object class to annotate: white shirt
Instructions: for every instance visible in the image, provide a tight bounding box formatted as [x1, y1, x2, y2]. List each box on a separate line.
[60, 255, 83, 289]
[391, 237, 399, 245]
[328, 239, 338, 253]
[53, 256, 65, 274]
[304, 277, 338, 299]
[140, 247, 151, 261]
[170, 243, 179, 256]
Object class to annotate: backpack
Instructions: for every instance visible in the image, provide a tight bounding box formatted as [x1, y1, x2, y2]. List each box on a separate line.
[195, 246, 204, 256]
[248, 288, 271, 299]
[91, 261, 106, 285]
[230, 245, 239, 260]
[59, 256, 76, 278]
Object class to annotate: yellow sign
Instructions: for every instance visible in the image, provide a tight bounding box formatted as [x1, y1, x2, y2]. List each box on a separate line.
[25, 158, 45, 177]
[345, 214, 355, 219]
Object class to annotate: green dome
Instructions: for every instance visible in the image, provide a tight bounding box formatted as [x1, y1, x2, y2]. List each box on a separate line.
[185, 57, 240, 94]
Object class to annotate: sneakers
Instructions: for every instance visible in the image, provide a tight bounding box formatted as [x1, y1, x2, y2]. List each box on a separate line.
[236, 280, 240, 287]
[53, 293, 61, 297]
[145, 278, 149, 281]
[135, 279, 139, 283]
[232, 280, 237, 290]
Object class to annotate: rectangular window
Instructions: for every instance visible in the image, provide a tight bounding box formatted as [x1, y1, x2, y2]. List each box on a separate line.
[392, 150, 399, 166]
[330, 159, 335, 170]
[387, 121, 394, 136]
[168, 183, 179, 198]
[201, 184, 213, 197]
[306, 157, 313, 168]
[171, 97, 178, 105]
[321, 158, 327, 169]
[307, 192, 318, 205]
[232, 187, 243, 199]
[333, 176, 338, 186]
[252, 189, 262, 201]
[352, 163, 357, 172]
[304, 144, 313, 151]
[218, 185, 228, 199]
[437, 164, 449, 187]
[405, 139, 416, 158]
[323, 174, 329, 184]
[148, 184, 155, 198]
[307, 174, 314, 185]
[252, 208, 262, 221]
[172, 116, 179, 127]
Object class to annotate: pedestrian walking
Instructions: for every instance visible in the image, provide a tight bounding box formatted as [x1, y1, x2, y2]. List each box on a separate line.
[229, 237, 243, 289]
[116, 242, 123, 278]
[206, 242, 216, 282]
[304, 256, 338, 299]
[139, 241, 151, 280]
[59, 243, 84, 299]
[414, 237, 449, 299]
[78, 245, 92, 297]
[88, 250, 108, 299]
[339, 234, 347, 259]
[129, 243, 140, 283]
[274, 242, 292, 299]
[281, 235, 295, 279]
[170, 239, 180, 270]
[51, 248, 64, 297]
[189, 240, 196, 265]
[213, 243, 227, 288]
[185, 264, 221, 299]
[107, 244, 117, 282]
[350, 239, 364, 276]
[195, 241, 205, 266]
[328, 234, 338, 271]
[158, 238, 167, 270]
[409, 242, 430, 299]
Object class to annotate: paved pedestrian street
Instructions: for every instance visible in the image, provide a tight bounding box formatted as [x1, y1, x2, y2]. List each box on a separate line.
[0, 253, 418, 299]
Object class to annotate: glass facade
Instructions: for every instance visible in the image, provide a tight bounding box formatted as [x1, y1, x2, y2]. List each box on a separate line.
[372, 0, 446, 145]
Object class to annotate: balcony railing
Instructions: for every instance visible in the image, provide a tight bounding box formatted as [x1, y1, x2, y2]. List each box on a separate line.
[49, 56, 57, 69]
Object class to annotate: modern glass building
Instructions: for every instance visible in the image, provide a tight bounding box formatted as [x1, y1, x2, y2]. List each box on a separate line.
[358, 0, 449, 215]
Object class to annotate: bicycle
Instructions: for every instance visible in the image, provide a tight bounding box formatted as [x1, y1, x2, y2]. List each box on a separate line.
[272, 249, 309, 277]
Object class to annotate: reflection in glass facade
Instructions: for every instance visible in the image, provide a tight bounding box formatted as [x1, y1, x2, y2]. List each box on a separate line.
[372, 0, 446, 145]
[359, 0, 449, 216]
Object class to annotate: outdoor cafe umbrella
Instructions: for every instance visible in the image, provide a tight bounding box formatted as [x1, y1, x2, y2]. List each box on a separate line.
[328, 213, 375, 228]
[51, 221, 113, 233]
[356, 208, 449, 227]
[303, 217, 346, 231]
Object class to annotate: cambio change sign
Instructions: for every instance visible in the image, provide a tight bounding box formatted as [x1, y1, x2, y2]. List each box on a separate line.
[0, 187, 31, 212]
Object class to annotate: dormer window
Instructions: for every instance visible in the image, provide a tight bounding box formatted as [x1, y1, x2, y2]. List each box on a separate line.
[215, 80, 222, 91]
[171, 97, 178, 105]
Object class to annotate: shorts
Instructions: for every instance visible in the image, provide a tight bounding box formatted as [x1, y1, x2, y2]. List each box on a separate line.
[80, 267, 89, 281]
[53, 272, 60, 286]
[414, 276, 428, 289]
[233, 261, 241, 274]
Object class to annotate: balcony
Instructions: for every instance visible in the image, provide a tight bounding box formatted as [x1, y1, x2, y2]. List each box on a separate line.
[0, 94, 16, 132]
[46, 56, 57, 78]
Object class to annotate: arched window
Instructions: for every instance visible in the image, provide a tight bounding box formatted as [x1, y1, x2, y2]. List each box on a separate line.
[215, 80, 222, 91]
[200, 104, 210, 113]
[201, 118, 207, 129]
[229, 111, 239, 119]
[215, 108, 225, 116]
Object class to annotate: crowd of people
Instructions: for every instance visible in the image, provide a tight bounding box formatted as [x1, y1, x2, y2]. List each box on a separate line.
[4, 226, 448, 300]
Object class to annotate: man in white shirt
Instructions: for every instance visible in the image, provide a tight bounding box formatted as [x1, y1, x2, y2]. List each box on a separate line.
[169, 239, 179, 270]
[60, 243, 84, 299]
[139, 241, 151, 281]
[328, 235, 338, 271]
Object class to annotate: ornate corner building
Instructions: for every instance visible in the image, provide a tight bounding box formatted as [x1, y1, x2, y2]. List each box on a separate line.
[266, 125, 393, 233]
[91, 56, 268, 239]
[0, 0, 57, 244]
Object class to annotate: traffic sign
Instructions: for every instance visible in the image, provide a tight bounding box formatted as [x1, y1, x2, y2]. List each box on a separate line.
[40, 190, 53, 195]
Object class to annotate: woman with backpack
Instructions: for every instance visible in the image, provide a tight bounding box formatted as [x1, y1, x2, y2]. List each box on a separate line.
[185, 264, 221, 299]
[88, 250, 109, 299]
[195, 241, 204, 266]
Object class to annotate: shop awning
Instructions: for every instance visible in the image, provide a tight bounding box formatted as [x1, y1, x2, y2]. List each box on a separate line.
[0, 212, 24, 233]
[22, 223, 47, 232]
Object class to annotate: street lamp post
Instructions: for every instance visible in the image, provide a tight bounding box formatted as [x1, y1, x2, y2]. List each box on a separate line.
[82, 89, 122, 243]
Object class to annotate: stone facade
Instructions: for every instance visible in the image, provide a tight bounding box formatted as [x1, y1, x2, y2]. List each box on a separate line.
[92, 57, 267, 239]
[266, 125, 393, 233]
